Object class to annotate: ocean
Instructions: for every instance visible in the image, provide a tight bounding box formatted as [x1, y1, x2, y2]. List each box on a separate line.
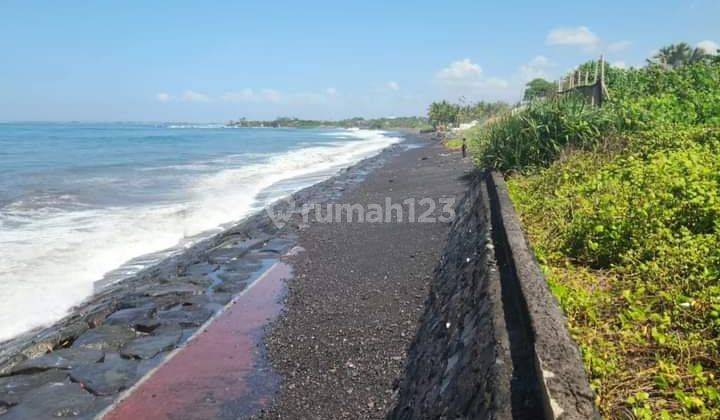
[0, 122, 401, 342]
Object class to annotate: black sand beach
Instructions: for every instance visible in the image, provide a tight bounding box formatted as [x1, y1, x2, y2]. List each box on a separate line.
[258, 140, 471, 418]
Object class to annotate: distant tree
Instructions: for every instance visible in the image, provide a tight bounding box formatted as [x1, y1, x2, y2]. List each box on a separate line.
[459, 101, 509, 123]
[428, 100, 459, 129]
[648, 43, 711, 68]
[523, 78, 556, 100]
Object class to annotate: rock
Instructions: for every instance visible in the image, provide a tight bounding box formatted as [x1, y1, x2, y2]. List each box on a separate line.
[136, 351, 169, 377]
[184, 262, 215, 277]
[105, 306, 159, 333]
[69, 354, 138, 396]
[0, 321, 90, 375]
[11, 348, 104, 374]
[81, 302, 116, 328]
[142, 283, 204, 298]
[208, 292, 233, 306]
[72, 325, 136, 351]
[184, 275, 214, 289]
[1, 382, 96, 419]
[120, 328, 181, 359]
[115, 293, 154, 311]
[0, 370, 68, 406]
[156, 307, 214, 328]
[105, 307, 154, 325]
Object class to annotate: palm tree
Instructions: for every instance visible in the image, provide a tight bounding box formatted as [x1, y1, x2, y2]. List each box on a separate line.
[648, 43, 709, 68]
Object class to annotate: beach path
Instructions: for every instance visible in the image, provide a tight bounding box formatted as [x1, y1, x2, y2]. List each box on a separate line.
[259, 139, 471, 419]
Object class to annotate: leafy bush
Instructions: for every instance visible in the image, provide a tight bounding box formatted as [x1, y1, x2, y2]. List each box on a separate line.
[509, 146, 720, 418]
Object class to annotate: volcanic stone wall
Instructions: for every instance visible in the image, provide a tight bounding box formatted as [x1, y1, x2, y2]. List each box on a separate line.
[389, 172, 598, 420]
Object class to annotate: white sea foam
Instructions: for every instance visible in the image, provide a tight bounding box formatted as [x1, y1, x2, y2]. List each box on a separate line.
[0, 129, 400, 342]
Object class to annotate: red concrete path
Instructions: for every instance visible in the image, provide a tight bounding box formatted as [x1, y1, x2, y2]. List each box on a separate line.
[103, 261, 290, 420]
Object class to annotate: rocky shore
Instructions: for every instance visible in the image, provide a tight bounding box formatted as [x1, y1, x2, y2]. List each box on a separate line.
[0, 134, 419, 419]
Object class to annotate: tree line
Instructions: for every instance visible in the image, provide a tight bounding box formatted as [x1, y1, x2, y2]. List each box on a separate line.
[427, 100, 509, 129]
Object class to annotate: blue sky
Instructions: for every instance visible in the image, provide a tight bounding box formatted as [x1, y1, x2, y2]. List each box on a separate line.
[1, 0, 718, 122]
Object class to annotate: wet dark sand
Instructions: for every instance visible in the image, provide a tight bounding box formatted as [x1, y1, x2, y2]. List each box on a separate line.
[258, 140, 472, 419]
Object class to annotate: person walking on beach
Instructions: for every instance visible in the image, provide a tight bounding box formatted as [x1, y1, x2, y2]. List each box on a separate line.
[461, 138, 467, 158]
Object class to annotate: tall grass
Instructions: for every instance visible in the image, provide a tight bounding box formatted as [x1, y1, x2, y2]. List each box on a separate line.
[473, 95, 617, 172]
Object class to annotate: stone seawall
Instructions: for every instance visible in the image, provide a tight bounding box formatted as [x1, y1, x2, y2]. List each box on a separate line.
[389, 172, 598, 420]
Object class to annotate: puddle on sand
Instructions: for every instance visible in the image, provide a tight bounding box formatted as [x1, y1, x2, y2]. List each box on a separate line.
[103, 255, 295, 420]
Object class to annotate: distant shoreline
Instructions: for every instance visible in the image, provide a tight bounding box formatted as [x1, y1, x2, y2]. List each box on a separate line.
[225, 116, 433, 132]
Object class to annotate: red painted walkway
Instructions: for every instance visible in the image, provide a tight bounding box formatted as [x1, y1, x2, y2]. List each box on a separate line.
[103, 261, 290, 420]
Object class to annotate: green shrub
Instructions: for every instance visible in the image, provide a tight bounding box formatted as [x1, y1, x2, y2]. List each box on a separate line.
[509, 148, 720, 418]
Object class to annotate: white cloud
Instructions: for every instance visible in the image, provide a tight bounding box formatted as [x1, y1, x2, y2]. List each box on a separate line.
[435, 58, 510, 101]
[546, 26, 600, 48]
[155, 93, 171, 103]
[436, 58, 483, 84]
[325, 87, 338, 96]
[613, 61, 627, 69]
[182, 90, 210, 102]
[386, 81, 400, 91]
[607, 40, 632, 52]
[519, 55, 554, 81]
[697, 40, 719, 54]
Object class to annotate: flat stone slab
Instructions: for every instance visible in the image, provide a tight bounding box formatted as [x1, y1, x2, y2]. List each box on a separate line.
[143, 283, 204, 298]
[69, 354, 138, 396]
[0, 369, 68, 406]
[1, 382, 96, 420]
[105, 307, 155, 326]
[72, 325, 137, 352]
[120, 329, 182, 360]
[156, 307, 214, 328]
[105, 307, 160, 333]
[11, 348, 104, 374]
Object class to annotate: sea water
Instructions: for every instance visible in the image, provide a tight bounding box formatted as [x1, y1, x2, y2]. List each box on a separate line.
[0, 123, 401, 342]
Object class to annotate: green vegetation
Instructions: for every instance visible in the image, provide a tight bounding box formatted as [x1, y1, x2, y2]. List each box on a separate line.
[459, 49, 720, 418]
[443, 137, 463, 150]
[648, 42, 718, 68]
[227, 116, 432, 131]
[428, 100, 508, 129]
[523, 78, 556, 100]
